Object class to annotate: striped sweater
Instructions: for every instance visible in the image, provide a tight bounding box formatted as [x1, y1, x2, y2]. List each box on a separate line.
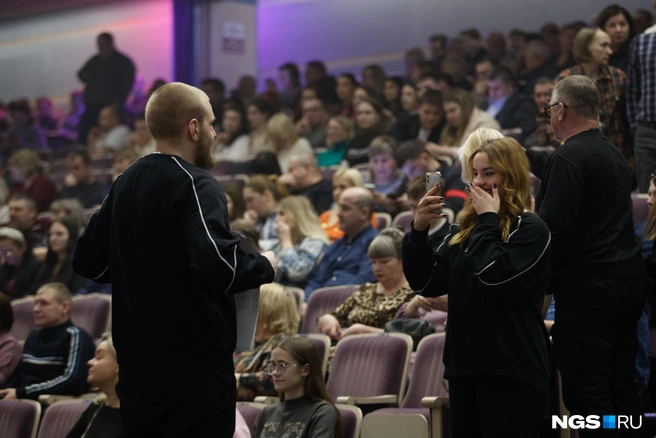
[7, 320, 95, 399]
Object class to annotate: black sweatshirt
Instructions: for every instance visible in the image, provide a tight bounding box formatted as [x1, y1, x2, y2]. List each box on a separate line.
[536, 129, 645, 294]
[7, 320, 95, 399]
[72, 154, 275, 374]
[402, 212, 552, 395]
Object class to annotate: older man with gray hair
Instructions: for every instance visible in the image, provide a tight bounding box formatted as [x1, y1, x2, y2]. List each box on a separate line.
[537, 75, 648, 426]
[286, 152, 333, 214]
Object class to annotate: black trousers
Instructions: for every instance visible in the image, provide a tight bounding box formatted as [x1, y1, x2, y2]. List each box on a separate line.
[553, 279, 648, 437]
[117, 367, 236, 438]
[77, 104, 104, 145]
[448, 375, 546, 437]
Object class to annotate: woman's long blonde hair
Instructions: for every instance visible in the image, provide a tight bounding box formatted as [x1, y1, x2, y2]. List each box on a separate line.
[645, 200, 656, 241]
[278, 196, 329, 244]
[450, 138, 531, 247]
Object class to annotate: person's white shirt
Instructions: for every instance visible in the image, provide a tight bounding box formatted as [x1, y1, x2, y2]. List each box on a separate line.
[98, 125, 131, 150]
[277, 137, 313, 173]
[214, 134, 251, 162]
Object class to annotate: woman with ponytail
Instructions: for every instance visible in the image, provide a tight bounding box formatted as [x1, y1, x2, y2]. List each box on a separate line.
[402, 137, 551, 436]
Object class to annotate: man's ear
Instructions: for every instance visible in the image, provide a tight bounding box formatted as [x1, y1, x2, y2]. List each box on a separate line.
[188, 119, 200, 141]
[62, 300, 71, 316]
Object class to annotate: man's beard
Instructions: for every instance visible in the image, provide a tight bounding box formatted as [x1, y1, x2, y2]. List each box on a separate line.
[194, 129, 215, 170]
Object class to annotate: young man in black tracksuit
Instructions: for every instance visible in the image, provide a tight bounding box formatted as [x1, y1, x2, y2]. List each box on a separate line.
[537, 76, 648, 434]
[73, 83, 277, 438]
[1, 283, 95, 400]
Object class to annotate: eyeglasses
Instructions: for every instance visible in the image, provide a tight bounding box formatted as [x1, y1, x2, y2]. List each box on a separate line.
[265, 362, 300, 376]
[0, 250, 12, 257]
[543, 102, 569, 117]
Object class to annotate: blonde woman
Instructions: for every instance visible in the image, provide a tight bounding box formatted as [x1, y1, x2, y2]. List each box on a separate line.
[319, 168, 376, 242]
[458, 128, 505, 183]
[266, 113, 313, 173]
[8, 149, 58, 212]
[317, 116, 353, 168]
[403, 137, 550, 436]
[317, 228, 414, 340]
[234, 283, 300, 400]
[426, 89, 500, 163]
[66, 333, 121, 438]
[272, 196, 329, 289]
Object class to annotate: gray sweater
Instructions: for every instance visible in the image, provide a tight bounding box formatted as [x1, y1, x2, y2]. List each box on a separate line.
[253, 395, 337, 438]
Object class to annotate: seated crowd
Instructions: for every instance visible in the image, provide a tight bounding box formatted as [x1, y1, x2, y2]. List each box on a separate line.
[1, 2, 655, 437]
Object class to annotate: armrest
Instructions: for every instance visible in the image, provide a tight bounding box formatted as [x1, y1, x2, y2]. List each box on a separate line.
[421, 396, 450, 408]
[335, 395, 397, 405]
[253, 396, 279, 405]
[38, 394, 76, 406]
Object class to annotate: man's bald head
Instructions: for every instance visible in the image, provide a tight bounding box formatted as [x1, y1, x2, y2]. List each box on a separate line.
[338, 187, 375, 237]
[146, 82, 210, 141]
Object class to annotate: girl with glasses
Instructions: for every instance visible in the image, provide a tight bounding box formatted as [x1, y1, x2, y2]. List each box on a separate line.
[253, 337, 343, 438]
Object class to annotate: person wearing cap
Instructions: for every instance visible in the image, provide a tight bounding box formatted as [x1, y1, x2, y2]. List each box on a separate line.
[0, 227, 42, 300]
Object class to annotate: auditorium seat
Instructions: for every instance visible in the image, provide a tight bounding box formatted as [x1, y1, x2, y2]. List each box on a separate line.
[36, 400, 92, 438]
[337, 403, 363, 438]
[10, 297, 36, 342]
[632, 194, 649, 225]
[360, 333, 450, 438]
[236, 402, 266, 436]
[301, 333, 331, 378]
[301, 285, 359, 334]
[0, 399, 41, 438]
[374, 212, 392, 230]
[327, 333, 413, 415]
[70, 294, 111, 339]
[392, 210, 414, 232]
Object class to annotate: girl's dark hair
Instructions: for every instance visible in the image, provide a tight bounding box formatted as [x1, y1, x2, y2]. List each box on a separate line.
[355, 97, 389, 136]
[595, 4, 636, 52]
[222, 101, 250, 145]
[0, 292, 13, 333]
[221, 182, 246, 221]
[245, 96, 274, 118]
[339, 73, 358, 88]
[384, 76, 405, 116]
[277, 337, 343, 438]
[280, 63, 301, 88]
[36, 216, 81, 287]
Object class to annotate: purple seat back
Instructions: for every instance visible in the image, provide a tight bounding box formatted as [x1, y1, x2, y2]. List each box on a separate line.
[37, 401, 91, 438]
[10, 299, 35, 342]
[0, 399, 41, 438]
[320, 167, 339, 181]
[374, 213, 391, 230]
[326, 334, 411, 402]
[401, 333, 448, 408]
[236, 403, 263, 435]
[70, 295, 111, 339]
[301, 334, 330, 377]
[337, 405, 362, 438]
[633, 195, 649, 225]
[301, 285, 359, 334]
[530, 173, 541, 196]
[392, 211, 414, 233]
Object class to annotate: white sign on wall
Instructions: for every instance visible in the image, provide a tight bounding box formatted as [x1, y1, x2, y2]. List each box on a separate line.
[222, 21, 246, 55]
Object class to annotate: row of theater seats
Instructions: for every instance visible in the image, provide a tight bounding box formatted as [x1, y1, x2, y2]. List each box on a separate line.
[10, 293, 111, 343]
[0, 397, 98, 438]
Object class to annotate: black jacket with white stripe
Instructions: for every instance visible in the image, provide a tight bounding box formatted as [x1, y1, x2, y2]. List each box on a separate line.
[7, 320, 95, 399]
[402, 212, 551, 395]
[72, 154, 275, 375]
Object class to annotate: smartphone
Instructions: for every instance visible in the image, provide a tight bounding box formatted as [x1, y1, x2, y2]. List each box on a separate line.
[364, 183, 376, 191]
[425, 171, 442, 195]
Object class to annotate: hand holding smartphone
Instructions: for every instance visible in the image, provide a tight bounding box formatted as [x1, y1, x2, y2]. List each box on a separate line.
[425, 171, 442, 195]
